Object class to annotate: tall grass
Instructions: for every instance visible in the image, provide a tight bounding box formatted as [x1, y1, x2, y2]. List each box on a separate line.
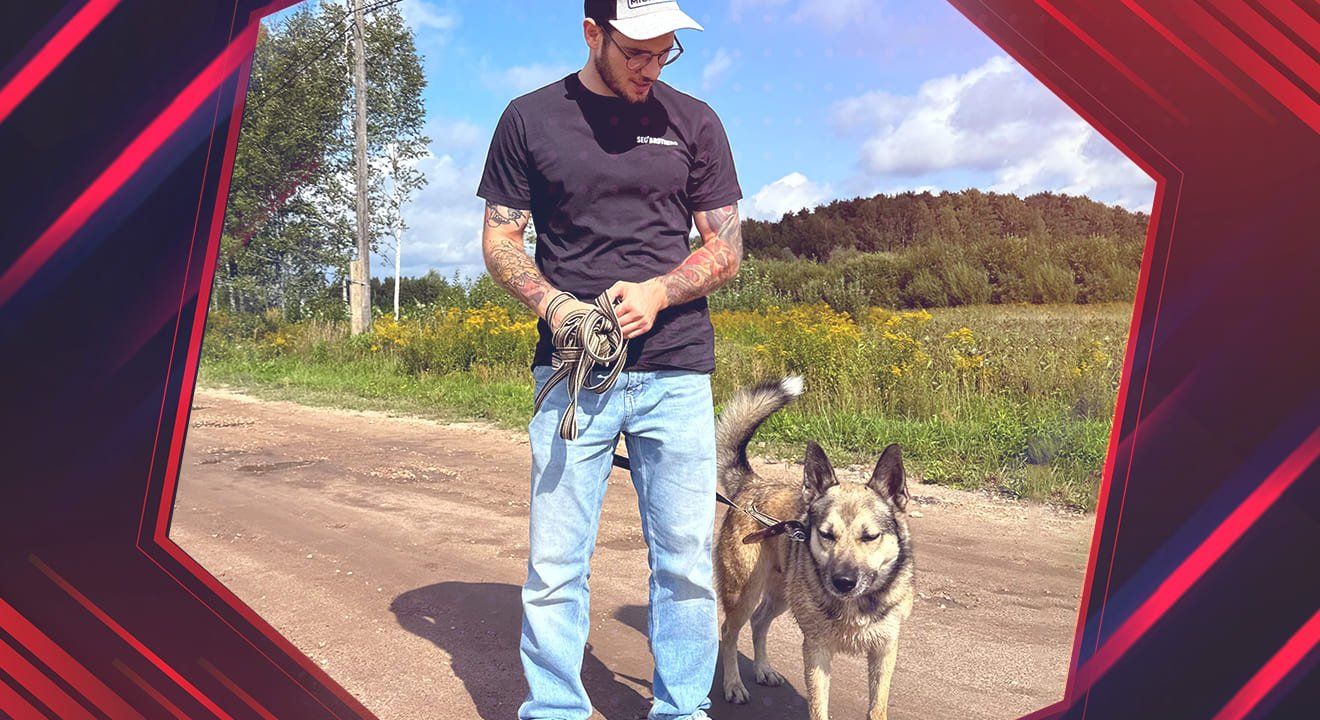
[201, 302, 1129, 510]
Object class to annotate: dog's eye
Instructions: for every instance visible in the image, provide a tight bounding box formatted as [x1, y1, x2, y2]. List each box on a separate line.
[861, 532, 880, 542]
[818, 529, 835, 542]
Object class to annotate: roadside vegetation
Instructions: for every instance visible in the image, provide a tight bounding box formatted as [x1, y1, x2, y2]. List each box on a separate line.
[202, 292, 1128, 511]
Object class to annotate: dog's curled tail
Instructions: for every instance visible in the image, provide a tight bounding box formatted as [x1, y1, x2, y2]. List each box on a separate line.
[716, 376, 804, 498]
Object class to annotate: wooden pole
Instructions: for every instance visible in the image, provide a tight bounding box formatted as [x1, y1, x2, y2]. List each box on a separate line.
[349, 0, 372, 335]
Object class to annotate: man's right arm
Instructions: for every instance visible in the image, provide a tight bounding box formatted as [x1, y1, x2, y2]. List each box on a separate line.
[482, 201, 550, 315]
[481, 201, 590, 326]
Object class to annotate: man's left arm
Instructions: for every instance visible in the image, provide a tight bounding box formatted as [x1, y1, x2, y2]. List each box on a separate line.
[608, 202, 743, 339]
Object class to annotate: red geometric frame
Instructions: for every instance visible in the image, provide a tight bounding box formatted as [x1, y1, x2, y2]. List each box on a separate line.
[0, 1, 1315, 718]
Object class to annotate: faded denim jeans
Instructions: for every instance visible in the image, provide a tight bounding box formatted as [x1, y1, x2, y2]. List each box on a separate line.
[518, 364, 717, 720]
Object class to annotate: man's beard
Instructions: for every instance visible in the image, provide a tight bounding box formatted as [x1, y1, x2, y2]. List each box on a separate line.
[593, 51, 648, 104]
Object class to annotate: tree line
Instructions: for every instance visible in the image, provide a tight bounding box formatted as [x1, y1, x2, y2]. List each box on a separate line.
[742, 189, 1147, 260]
[703, 189, 1148, 312]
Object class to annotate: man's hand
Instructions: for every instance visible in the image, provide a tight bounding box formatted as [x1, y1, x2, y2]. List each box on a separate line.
[544, 296, 595, 334]
[606, 279, 670, 339]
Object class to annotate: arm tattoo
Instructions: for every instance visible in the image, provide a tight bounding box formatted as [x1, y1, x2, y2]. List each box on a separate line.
[485, 202, 527, 228]
[482, 201, 555, 314]
[660, 203, 743, 307]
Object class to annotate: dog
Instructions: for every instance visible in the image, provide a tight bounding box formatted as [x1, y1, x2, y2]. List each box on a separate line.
[714, 376, 914, 720]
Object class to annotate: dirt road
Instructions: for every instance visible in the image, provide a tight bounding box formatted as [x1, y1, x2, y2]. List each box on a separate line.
[172, 387, 1093, 720]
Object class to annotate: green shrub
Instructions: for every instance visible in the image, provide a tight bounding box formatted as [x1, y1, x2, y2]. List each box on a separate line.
[838, 253, 901, 307]
[710, 257, 787, 311]
[902, 269, 948, 308]
[942, 260, 993, 306]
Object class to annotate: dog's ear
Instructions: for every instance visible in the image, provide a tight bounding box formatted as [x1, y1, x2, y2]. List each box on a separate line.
[868, 443, 909, 511]
[802, 441, 838, 501]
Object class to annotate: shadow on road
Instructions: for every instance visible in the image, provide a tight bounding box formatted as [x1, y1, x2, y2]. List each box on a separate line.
[613, 604, 810, 719]
[391, 582, 649, 720]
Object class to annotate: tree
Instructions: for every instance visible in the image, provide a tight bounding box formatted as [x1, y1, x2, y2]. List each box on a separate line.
[358, 3, 429, 321]
[218, 7, 353, 319]
[217, 1, 429, 323]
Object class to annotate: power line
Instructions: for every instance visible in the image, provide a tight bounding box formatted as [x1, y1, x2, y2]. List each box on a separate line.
[250, 0, 403, 112]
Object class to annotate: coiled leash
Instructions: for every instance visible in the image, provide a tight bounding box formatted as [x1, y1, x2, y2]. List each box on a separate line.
[532, 291, 629, 441]
[610, 453, 807, 545]
[532, 292, 805, 544]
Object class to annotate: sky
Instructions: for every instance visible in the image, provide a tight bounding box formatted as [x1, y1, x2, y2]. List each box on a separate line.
[266, 0, 1157, 280]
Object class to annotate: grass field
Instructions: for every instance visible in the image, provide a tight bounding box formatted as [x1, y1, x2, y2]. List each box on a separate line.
[200, 302, 1132, 511]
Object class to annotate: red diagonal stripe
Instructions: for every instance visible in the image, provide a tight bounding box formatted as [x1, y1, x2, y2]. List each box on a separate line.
[0, 23, 259, 309]
[1175, 1, 1320, 133]
[1255, 0, 1320, 51]
[1032, 0, 1189, 123]
[0, 596, 141, 719]
[1207, 0, 1320, 96]
[0, 0, 122, 125]
[0, 673, 46, 720]
[114, 659, 191, 720]
[1118, 0, 1272, 119]
[200, 659, 278, 720]
[1212, 608, 1320, 720]
[1077, 425, 1320, 692]
[0, 634, 93, 720]
[29, 555, 235, 720]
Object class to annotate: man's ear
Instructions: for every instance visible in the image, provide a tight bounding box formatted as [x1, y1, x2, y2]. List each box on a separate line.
[583, 19, 603, 50]
[867, 443, 909, 512]
[802, 441, 838, 502]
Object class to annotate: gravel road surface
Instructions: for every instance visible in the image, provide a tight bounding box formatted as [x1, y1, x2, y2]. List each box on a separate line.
[171, 387, 1093, 720]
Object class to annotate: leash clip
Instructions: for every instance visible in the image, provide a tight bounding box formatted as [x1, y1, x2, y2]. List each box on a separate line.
[741, 519, 808, 544]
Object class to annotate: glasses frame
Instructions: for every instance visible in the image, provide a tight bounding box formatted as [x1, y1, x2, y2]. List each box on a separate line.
[601, 25, 684, 72]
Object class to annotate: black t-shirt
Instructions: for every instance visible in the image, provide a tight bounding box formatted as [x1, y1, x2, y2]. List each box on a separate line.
[476, 72, 742, 373]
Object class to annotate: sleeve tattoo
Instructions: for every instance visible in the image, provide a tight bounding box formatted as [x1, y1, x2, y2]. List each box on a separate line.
[482, 201, 554, 315]
[659, 203, 743, 307]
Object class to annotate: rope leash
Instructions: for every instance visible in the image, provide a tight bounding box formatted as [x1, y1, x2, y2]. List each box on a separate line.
[533, 291, 629, 441]
[533, 293, 806, 544]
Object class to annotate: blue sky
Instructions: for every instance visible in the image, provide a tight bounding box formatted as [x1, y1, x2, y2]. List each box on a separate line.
[267, 0, 1155, 279]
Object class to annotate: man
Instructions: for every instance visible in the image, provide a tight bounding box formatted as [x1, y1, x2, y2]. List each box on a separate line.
[475, 2, 743, 718]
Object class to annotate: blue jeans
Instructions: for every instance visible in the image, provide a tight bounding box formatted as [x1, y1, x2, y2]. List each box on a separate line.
[518, 364, 717, 720]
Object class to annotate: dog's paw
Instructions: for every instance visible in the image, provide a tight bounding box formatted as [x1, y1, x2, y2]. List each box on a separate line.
[754, 665, 786, 687]
[723, 681, 750, 704]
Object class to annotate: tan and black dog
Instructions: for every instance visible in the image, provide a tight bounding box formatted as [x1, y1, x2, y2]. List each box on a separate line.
[714, 377, 914, 720]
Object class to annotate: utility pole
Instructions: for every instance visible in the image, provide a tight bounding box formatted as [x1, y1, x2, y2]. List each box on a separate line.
[349, 0, 372, 335]
[390, 144, 404, 321]
[393, 228, 402, 321]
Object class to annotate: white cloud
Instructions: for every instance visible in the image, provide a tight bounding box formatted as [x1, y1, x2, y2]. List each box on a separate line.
[389, 151, 487, 279]
[400, 0, 457, 34]
[747, 172, 833, 221]
[425, 117, 484, 159]
[835, 55, 1155, 211]
[702, 48, 737, 91]
[830, 89, 910, 135]
[373, 117, 493, 279]
[481, 62, 575, 95]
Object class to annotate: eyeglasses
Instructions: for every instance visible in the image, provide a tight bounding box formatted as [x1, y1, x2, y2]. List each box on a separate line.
[602, 27, 684, 71]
